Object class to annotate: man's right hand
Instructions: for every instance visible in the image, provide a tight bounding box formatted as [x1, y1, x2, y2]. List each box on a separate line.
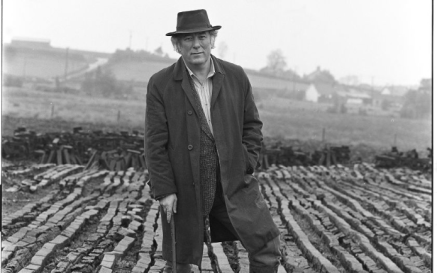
[159, 193, 177, 223]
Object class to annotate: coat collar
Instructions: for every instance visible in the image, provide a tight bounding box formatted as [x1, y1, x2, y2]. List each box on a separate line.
[175, 55, 226, 111]
[173, 54, 225, 81]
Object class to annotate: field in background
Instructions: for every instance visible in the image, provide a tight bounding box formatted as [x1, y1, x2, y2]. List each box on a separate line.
[105, 60, 172, 82]
[105, 60, 309, 92]
[2, 87, 431, 153]
[104, 61, 314, 106]
[4, 48, 90, 79]
[258, 96, 431, 149]
[4, 56, 88, 79]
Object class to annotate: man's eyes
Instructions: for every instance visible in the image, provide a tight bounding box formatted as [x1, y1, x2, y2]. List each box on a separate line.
[183, 35, 206, 41]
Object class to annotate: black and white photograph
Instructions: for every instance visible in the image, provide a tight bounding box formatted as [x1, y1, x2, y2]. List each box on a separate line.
[1, 1, 432, 273]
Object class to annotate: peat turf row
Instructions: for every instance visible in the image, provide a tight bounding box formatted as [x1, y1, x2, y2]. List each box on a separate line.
[3, 168, 151, 273]
[2, 191, 58, 239]
[262, 173, 367, 273]
[260, 175, 317, 273]
[324, 168, 431, 230]
[316, 181, 430, 272]
[348, 164, 431, 212]
[49, 170, 153, 273]
[281, 172, 406, 273]
[1, 169, 108, 273]
[6, 164, 56, 177]
[283, 168, 430, 273]
[313, 166, 432, 256]
[353, 165, 431, 218]
[307, 165, 431, 236]
[322, 175, 431, 254]
[2, 164, 91, 234]
[129, 197, 159, 273]
[100, 176, 155, 273]
[358, 164, 431, 194]
[33, 164, 85, 191]
[2, 167, 107, 258]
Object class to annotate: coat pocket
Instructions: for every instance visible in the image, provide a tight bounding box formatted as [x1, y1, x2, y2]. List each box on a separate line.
[243, 174, 267, 208]
[242, 174, 262, 203]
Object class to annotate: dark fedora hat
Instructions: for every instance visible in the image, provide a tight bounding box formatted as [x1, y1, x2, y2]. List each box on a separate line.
[166, 9, 221, 36]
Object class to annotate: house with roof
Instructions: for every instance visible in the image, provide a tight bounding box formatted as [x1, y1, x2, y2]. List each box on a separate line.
[305, 83, 343, 102]
[380, 85, 409, 96]
[332, 86, 375, 114]
[304, 66, 336, 84]
[338, 87, 373, 105]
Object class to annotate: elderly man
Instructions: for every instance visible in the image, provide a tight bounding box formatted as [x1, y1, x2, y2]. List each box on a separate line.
[145, 9, 281, 273]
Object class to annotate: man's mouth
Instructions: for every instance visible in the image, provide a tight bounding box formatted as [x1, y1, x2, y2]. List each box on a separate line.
[191, 52, 203, 55]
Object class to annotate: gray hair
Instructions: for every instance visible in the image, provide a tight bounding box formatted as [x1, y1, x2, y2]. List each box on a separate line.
[171, 30, 218, 54]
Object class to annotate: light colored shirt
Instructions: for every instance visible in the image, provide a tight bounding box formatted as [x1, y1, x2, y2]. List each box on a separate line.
[184, 58, 216, 134]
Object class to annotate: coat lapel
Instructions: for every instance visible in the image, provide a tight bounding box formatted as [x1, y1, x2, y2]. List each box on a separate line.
[174, 57, 204, 119]
[182, 77, 202, 117]
[175, 55, 226, 111]
[211, 55, 225, 108]
[182, 71, 215, 142]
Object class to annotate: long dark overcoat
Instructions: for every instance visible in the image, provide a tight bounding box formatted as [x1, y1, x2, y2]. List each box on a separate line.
[145, 55, 279, 266]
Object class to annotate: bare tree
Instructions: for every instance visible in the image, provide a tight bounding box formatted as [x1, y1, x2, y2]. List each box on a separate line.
[266, 49, 287, 72]
[260, 49, 301, 80]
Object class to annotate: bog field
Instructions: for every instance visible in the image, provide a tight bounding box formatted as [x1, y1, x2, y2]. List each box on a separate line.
[2, 86, 431, 152]
[1, 84, 432, 273]
[1, 162, 431, 273]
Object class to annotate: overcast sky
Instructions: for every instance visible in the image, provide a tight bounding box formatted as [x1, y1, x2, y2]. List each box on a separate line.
[3, 0, 432, 86]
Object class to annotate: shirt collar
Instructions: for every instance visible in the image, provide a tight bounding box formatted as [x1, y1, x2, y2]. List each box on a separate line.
[184, 57, 215, 80]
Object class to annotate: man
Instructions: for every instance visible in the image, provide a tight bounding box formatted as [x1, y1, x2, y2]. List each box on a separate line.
[145, 9, 281, 273]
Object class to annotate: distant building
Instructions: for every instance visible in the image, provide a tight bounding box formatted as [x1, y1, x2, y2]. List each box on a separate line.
[10, 38, 52, 49]
[305, 83, 342, 102]
[337, 87, 373, 105]
[304, 66, 336, 84]
[380, 85, 409, 96]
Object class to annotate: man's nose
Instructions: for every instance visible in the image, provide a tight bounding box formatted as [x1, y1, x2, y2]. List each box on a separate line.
[192, 37, 201, 48]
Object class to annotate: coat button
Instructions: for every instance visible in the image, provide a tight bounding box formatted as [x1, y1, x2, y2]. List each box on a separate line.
[188, 145, 193, 150]
[187, 110, 193, 115]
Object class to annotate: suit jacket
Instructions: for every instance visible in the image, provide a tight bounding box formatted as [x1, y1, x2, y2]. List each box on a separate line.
[145, 55, 279, 266]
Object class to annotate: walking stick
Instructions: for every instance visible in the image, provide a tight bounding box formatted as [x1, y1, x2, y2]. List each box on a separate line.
[170, 213, 177, 273]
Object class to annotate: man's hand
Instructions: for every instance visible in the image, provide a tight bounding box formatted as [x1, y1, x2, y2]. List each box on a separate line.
[159, 193, 177, 223]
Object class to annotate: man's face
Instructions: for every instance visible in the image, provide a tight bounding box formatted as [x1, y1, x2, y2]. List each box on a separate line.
[178, 32, 212, 67]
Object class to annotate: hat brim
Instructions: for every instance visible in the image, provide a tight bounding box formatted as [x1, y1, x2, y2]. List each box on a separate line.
[166, 25, 221, 36]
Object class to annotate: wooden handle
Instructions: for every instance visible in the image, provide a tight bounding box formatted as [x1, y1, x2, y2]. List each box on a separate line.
[170, 214, 177, 273]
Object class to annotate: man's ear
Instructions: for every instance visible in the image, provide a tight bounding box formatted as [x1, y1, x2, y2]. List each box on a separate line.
[210, 36, 216, 49]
